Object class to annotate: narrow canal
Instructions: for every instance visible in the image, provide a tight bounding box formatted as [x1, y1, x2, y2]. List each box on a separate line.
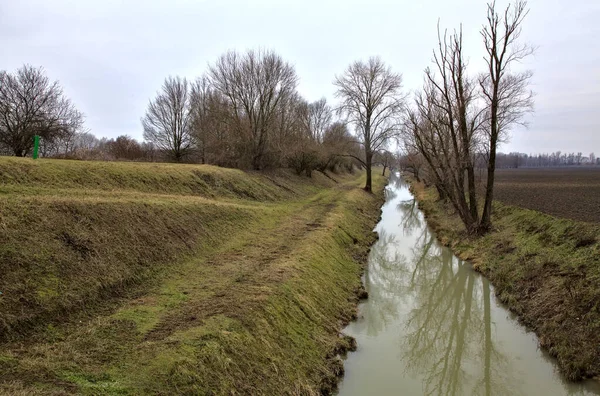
[337, 173, 600, 395]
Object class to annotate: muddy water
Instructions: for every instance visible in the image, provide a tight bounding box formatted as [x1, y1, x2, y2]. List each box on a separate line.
[337, 173, 600, 396]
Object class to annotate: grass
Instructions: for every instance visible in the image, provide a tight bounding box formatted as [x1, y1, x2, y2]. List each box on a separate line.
[0, 157, 323, 200]
[0, 157, 385, 395]
[407, 177, 600, 381]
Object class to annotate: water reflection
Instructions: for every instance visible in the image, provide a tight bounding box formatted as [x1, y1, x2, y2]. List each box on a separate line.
[338, 173, 600, 396]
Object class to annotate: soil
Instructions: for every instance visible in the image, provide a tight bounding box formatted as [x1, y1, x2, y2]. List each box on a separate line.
[494, 167, 600, 223]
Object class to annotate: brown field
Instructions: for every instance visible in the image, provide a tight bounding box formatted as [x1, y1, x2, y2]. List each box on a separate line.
[493, 167, 600, 223]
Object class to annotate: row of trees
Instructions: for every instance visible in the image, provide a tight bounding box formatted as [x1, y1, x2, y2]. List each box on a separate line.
[0, 61, 365, 174]
[494, 151, 598, 168]
[38, 132, 159, 161]
[140, 50, 364, 177]
[141, 52, 405, 191]
[401, 0, 534, 234]
[0, 56, 399, 190]
[400, 151, 598, 179]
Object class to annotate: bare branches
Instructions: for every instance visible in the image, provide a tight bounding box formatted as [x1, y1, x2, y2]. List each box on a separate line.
[208, 49, 298, 170]
[405, 24, 483, 231]
[181, 50, 357, 173]
[402, 0, 533, 234]
[479, 0, 534, 230]
[305, 98, 332, 144]
[0, 65, 85, 157]
[142, 76, 192, 162]
[334, 57, 404, 191]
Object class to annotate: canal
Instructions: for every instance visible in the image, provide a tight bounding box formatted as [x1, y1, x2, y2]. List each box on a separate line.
[337, 173, 600, 395]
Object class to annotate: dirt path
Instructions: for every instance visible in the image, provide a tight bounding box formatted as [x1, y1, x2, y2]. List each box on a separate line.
[144, 191, 344, 341]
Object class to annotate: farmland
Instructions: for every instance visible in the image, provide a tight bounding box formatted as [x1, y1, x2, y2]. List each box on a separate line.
[493, 167, 600, 223]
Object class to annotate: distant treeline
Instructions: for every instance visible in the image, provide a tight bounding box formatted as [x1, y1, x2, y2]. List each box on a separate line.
[493, 152, 599, 168]
[400, 151, 599, 179]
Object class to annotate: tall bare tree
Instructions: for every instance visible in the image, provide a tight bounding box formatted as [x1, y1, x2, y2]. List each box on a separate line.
[0, 65, 84, 157]
[479, 0, 534, 230]
[334, 57, 404, 192]
[375, 150, 395, 176]
[142, 76, 192, 162]
[404, 1, 533, 234]
[208, 49, 298, 170]
[404, 26, 485, 233]
[189, 76, 212, 164]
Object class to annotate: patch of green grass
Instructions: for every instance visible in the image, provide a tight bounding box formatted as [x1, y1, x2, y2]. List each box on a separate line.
[408, 177, 600, 381]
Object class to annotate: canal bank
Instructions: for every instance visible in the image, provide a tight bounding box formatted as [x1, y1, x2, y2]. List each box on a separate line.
[337, 174, 600, 395]
[0, 158, 386, 395]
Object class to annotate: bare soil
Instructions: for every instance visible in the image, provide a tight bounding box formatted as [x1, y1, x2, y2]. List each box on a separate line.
[494, 167, 600, 223]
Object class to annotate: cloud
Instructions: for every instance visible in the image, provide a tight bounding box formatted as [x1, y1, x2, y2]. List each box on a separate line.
[1, 0, 598, 153]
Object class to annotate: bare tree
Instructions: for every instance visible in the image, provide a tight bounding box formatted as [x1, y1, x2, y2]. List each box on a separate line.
[318, 121, 358, 172]
[479, 0, 534, 230]
[75, 132, 100, 152]
[108, 135, 144, 160]
[300, 98, 332, 144]
[404, 25, 485, 233]
[189, 76, 233, 165]
[374, 150, 395, 176]
[399, 150, 426, 182]
[142, 76, 192, 162]
[0, 65, 85, 157]
[189, 76, 212, 164]
[208, 49, 298, 170]
[403, 1, 533, 234]
[334, 57, 404, 192]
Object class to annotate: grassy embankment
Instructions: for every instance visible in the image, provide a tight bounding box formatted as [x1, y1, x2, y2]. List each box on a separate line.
[0, 157, 385, 395]
[408, 177, 600, 381]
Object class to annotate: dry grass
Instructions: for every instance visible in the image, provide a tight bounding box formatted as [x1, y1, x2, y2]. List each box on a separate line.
[0, 157, 385, 395]
[0, 157, 331, 201]
[408, 177, 600, 381]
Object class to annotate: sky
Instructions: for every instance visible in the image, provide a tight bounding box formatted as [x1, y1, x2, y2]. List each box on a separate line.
[2, 0, 599, 155]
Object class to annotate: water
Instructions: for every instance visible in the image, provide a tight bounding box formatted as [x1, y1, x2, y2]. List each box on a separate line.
[337, 173, 600, 396]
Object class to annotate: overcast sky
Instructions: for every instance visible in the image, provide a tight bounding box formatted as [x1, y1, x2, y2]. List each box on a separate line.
[2, 0, 599, 155]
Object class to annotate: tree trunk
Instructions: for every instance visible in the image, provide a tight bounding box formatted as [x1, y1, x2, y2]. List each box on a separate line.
[436, 184, 446, 201]
[481, 97, 499, 232]
[364, 152, 373, 192]
[467, 163, 478, 222]
[382, 164, 387, 176]
[480, 144, 496, 232]
[252, 153, 262, 170]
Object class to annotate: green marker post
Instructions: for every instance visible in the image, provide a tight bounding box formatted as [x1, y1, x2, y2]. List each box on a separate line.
[33, 135, 40, 159]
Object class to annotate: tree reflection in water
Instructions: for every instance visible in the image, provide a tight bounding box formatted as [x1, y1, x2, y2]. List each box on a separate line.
[370, 194, 513, 395]
[340, 175, 600, 396]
